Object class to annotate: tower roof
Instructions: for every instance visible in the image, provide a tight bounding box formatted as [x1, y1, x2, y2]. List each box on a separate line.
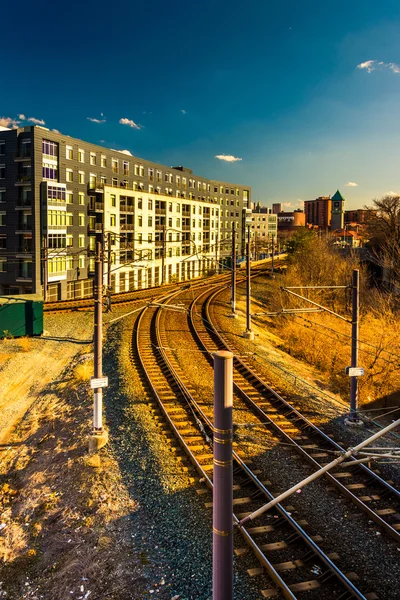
[332, 190, 345, 201]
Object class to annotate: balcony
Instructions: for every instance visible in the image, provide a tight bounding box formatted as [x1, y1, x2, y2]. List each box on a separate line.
[88, 199, 104, 212]
[155, 207, 166, 215]
[182, 225, 191, 231]
[15, 150, 31, 161]
[87, 182, 105, 194]
[15, 175, 31, 186]
[16, 223, 32, 233]
[120, 204, 134, 213]
[17, 245, 33, 254]
[120, 223, 134, 231]
[16, 194, 33, 209]
[88, 223, 103, 234]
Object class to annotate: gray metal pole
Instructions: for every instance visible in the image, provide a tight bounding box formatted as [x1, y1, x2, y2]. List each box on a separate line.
[42, 236, 48, 302]
[161, 224, 166, 285]
[231, 223, 237, 316]
[93, 240, 103, 431]
[213, 351, 233, 600]
[215, 233, 219, 274]
[350, 269, 360, 419]
[107, 232, 112, 290]
[243, 226, 254, 338]
[271, 235, 275, 276]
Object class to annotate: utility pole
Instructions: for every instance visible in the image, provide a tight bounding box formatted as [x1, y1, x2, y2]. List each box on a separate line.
[229, 223, 237, 318]
[271, 234, 275, 276]
[42, 235, 48, 302]
[215, 233, 219, 274]
[161, 224, 166, 285]
[243, 225, 254, 340]
[94, 240, 103, 431]
[213, 351, 233, 600]
[350, 269, 360, 420]
[107, 232, 112, 291]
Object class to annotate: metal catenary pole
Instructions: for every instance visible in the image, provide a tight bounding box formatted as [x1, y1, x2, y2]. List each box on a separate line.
[243, 225, 254, 339]
[107, 232, 112, 290]
[93, 239, 103, 431]
[215, 233, 219, 274]
[161, 224, 166, 285]
[42, 235, 48, 302]
[213, 351, 234, 600]
[271, 234, 275, 276]
[350, 269, 360, 419]
[231, 222, 237, 317]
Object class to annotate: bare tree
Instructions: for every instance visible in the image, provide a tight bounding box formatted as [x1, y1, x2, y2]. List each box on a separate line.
[365, 195, 400, 288]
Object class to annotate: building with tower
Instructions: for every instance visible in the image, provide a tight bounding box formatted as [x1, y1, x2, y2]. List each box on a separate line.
[304, 190, 345, 229]
[330, 190, 345, 230]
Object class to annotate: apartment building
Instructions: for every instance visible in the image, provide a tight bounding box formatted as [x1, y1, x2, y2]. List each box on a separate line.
[304, 190, 345, 229]
[0, 126, 251, 300]
[250, 204, 278, 256]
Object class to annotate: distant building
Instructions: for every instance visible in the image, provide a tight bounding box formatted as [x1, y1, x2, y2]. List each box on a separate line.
[272, 203, 282, 214]
[277, 209, 305, 230]
[344, 209, 376, 225]
[332, 229, 361, 248]
[304, 190, 345, 229]
[250, 204, 277, 255]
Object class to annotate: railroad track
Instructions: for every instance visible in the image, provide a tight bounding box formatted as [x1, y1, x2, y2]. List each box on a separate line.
[132, 284, 377, 600]
[187, 286, 400, 545]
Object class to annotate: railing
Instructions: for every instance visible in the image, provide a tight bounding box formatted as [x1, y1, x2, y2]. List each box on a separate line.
[120, 204, 134, 213]
[15, 151, 31, 160]
[16, 223, 32, 231]
[120, 224, 134, 231]
[88, 200, 104, 211]
[155, 208, 166, 215]
[16, 175, 31, 184]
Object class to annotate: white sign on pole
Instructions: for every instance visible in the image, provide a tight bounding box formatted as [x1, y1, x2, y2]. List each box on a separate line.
[90, 376, 109, 389]
[345, 367, 364, 377]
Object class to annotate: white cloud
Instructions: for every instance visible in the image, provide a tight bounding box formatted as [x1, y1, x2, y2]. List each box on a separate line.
[357, 60, 400, 74]
[283, 202, 293, 207]
[215, 154, 242, 162]
[18, 114, 26, 120]
[387, 190, 400, 197]
[119, 117, 141, 129]
[345, 181, 358, 187]
[28, 116, 45, 125]
[181, 109, 187, 114]
[87, 117, 106, 123]
[0, 116, 19, 129]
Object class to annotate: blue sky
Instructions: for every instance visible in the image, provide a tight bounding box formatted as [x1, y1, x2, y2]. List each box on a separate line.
[3, 0, 400, 210]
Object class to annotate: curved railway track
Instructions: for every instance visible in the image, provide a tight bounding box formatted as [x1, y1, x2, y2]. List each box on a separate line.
[132, 284, 378, 600]
[187, 286, 400, 544]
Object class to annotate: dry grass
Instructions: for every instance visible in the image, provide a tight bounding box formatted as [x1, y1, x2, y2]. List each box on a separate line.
[17, 337, 33, 352]
[73, 360, 94, 382]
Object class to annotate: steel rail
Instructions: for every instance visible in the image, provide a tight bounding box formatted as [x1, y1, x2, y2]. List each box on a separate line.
[134, 284, 368, 600]
[191, 285, 400, 544]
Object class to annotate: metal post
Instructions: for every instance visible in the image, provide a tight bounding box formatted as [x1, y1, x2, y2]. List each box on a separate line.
[93, 240, 103, 431]
[213, 351, 233, 600]
[271, 234, 275, 276]
[42, 236, 48, 302]
[161, 224, 166, 285]
[215, 233, 219, 274]
[243, 226, 254, 339]
[107, 232, 112, 291]
[350, 269, 360, 420]
[229, 223, 237, 318]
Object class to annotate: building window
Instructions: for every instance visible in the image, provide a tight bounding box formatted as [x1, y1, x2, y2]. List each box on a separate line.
[138, 215, 143, 227]
[168, 218, 172, 227]
[0, 235, 7, 249]
[176, 218, 180, 227]
[79, 234, 85, 248]
[0, 212, 6, 226]
[148, 233, 152, 243]
[67, 190, 73, 203]
[110, 214, 116, 227]
[148, 199, 153, 210]
[110, 194, 116, 207]
[42, 140, 57, 157]
[123, 161, 129, 176]
[101, 155, 106, 168]
[65, 169, 73, 182]
[66, 234, 73, 247]
[90, 152, 96, 166]
[0, 189, 5, 203]
[79, 213, 85, 226]
[0, 258, 7, 272]
[79, 192, 85, 205]
[137, 233, 142, 244]
[156, 170, 162, 182]
[66, 146, 73, 159]
[138, 198, 143, 209]
[78, 171, 85, 184]
[66, 212, 73, 226]
[101, 176, 106, 186]
[79, 255, 85, 269]
[139, 165, 144, 177]
[78, 149, 85, 162]
[148, 216, 153, 227]
[43, 163, 57, 180]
